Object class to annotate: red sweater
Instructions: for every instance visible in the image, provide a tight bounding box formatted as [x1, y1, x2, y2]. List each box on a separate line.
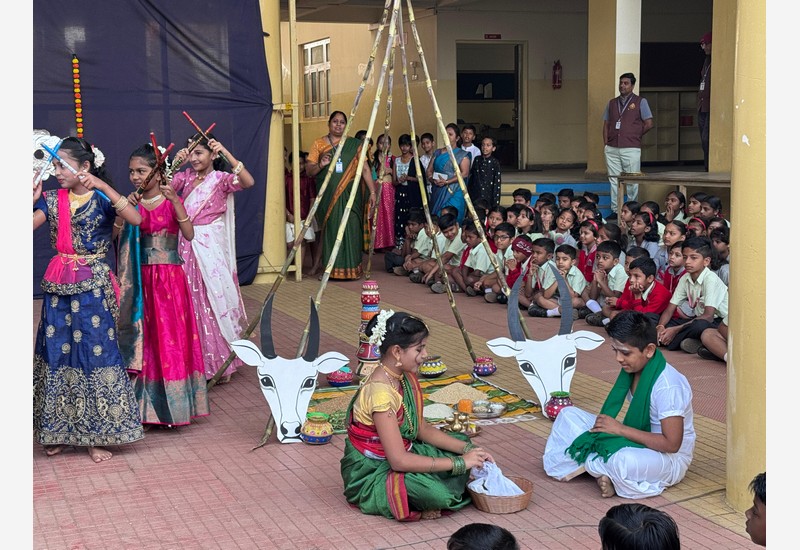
[614, 279, 671, 315]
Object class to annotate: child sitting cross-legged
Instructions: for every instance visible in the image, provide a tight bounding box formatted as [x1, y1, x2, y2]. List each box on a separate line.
[583, 240, 628, 326]
[528, 244, 588, 318]
[407, 215, 447, 283]
[449, 220, 496, 296]
[521, 237, 556, 310]
[421, 213, 466, 291]
[655, 237, 728, 355]
[391, 208, 427, 276]
[598, 257, 672, 327]
[476, 222, 516, 303]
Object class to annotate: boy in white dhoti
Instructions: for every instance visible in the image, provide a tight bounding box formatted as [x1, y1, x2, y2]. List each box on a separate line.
[543, 310, 695, 499]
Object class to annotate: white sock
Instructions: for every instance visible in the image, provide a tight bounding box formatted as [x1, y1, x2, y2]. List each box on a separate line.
[602, 317, 611, 326]
[546, 308, 561, 317]
[586, 299, 602, 313]
[484, 288, 493, 294]
[723, 353, 728, 362]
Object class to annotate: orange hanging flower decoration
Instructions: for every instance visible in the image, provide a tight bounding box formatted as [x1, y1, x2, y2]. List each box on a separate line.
[72, 54, 83, 138]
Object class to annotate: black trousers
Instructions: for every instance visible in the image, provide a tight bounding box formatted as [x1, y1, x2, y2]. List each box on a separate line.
[384, 251, 404, 272]
[698, 111, 710, 171]
[664, 316, 720, 351]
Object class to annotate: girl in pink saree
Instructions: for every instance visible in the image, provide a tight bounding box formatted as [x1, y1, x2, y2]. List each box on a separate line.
[171, 134, 255, 382]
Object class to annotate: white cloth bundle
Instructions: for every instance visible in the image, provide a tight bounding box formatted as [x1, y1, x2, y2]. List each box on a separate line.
[468, 462, 524, 496]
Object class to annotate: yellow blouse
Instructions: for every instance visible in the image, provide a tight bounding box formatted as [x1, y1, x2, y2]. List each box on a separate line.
[352, 382, 402, 426]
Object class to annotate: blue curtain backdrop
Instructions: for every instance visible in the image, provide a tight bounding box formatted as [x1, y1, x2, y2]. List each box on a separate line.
[33, 0, 271, 297]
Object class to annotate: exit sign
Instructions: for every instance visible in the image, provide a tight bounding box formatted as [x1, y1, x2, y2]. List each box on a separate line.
[484, 34, 501, 40]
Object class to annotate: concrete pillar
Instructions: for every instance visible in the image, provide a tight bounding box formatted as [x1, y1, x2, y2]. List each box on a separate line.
[725, 0, 766, 512]
[585, 0, 642, 180]
[256, 0, 288, 284]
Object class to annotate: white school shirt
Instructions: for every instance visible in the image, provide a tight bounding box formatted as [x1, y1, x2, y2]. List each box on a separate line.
[465, 243, 495, 274]
[444, 229, 467, 266]
[670, 267, 728, 319]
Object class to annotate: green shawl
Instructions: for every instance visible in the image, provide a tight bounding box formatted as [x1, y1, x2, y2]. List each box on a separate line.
[567, 349, 666, 464]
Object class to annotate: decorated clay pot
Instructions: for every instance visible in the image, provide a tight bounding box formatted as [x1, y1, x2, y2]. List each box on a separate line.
[326, 366, 354, 387]
[361, 280, 380, 305]
[544, 391, 573, 420]
[473, 356, 497, 376]
[419, 355, 447, 378]
[301, 412, 334, 445]
[361, 304, 380, 320]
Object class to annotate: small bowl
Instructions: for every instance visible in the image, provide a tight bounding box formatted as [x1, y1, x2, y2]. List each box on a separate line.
[471, 400, 507, 419]
[473, 357, 497, 376]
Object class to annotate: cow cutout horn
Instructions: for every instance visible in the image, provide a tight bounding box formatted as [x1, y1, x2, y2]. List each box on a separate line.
[550, 263, 574, 335]
[303, 298, 320, 362]
[507, 274, 526, 342]
[259, 293, 278, 359]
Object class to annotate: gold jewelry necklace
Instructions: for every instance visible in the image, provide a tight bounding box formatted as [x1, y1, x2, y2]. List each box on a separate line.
[69, 190, 93, 213]
[139, 194, 163, 205]
[382, 363, 403, 381]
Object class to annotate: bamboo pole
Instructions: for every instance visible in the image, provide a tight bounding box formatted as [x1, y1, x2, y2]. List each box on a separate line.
[207, 0, 393, 395]
[290, 0, 302, 281]
[366, 35, 397, 279]
[251, 0, 401, 449]
[404, 0, 531, 340]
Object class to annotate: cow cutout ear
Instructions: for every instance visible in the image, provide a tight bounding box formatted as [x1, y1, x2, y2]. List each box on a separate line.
[568, 330, 605, 351]
[230, 340, 265, 366]
[313, 351, 350, 374]
[486, 337, 522, 357]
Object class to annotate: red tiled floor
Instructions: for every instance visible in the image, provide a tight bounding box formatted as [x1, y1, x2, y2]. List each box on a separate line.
[32, 254, 759, 549]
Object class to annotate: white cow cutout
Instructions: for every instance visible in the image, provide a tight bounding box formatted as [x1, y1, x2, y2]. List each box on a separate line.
[486, 265, 604, 418]
[231, 295, 348, 443]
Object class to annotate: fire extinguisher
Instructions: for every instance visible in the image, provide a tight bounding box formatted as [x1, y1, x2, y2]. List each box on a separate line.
[552, 60, 562, 89]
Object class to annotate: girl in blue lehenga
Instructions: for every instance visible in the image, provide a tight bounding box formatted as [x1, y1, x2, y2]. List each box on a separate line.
[33, 137, 145, 463]
[426, 123, 471, 223]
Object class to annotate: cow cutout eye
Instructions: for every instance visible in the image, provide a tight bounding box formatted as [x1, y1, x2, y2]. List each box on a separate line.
[519, 361, 536, 375]
[301, 376, 316, 389]
[260, 374, 275, 388]
[563, 356, 576, 369]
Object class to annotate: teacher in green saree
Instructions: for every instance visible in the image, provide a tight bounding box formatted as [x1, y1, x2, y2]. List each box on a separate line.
[306, 111, 376, 279]
[340, 310, 495, 521]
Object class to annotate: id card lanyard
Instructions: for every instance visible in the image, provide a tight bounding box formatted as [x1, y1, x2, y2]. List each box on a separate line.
[615, 95, 634, 130]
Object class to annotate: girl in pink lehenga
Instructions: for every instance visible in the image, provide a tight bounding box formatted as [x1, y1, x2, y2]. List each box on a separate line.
[171, 134, 255, 383]
[118, 144, 208, 426]
[371, 134, 395, 251]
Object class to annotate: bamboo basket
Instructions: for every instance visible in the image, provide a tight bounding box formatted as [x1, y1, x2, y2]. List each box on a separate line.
[467, 476, 533, 514]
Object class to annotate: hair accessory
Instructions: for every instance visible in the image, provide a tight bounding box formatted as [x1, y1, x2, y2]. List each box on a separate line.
[91, 145, 105, 168]
[587, 219, 599, 231]
[72, 54, 84, 138]
[511, 236, 534, 257]
[369, 309, 395, 347]
[690, 217, 707, 231]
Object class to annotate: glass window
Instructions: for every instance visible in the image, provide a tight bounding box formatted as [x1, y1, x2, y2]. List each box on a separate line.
[303, 39, 331, 119]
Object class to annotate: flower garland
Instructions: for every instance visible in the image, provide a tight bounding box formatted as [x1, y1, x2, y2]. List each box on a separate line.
[72, 54, 83, 138]
[368, 309, 395, 348]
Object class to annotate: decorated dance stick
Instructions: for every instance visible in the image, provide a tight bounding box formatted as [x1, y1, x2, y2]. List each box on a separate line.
[182, 111, 231, 165]
[33, 141, 61, 187]
[135, 134, 175, 196]
[41, 143, 109, 201]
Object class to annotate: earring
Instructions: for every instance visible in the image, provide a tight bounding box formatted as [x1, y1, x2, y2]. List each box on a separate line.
[395, 359, 403, 368]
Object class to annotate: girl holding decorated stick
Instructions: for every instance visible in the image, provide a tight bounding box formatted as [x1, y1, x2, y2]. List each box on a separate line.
[341, 310, 495, 521]
[33, 136, 145, 463]
[170, 133, 254, 383]
[118, 143, 209, 427]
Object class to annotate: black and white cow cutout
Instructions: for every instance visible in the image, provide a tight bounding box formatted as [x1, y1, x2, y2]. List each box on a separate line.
[486, 265, 605, 418]
[230, 295, 348, 443]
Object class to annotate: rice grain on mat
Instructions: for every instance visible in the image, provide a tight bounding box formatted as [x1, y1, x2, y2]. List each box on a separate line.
[428, 383, 487, 404]
[313, 395, 353, 415]
[422, 403, 456, 419]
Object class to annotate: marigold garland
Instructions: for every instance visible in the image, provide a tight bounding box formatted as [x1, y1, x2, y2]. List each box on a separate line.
[72, 54, 83, 138]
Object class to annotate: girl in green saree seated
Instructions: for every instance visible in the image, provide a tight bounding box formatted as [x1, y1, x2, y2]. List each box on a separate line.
[340, 310, 495, 521]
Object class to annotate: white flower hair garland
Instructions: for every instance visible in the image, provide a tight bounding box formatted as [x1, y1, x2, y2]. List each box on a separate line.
[368, 309, 395, 348]
[91, 145, 105, 168]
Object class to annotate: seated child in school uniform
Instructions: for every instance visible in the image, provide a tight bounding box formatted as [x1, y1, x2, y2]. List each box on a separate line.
[388, 207, 426, 274]
[476, 222, 515, 303]
[583, 240, 628, 326]
[519, 237, 555, 310]
[528, 244, 588, 318]
[421, 213, 466, 292]
[407, 214, 446, 283]
[450, 220, 496, 296]
[600, 257, 671, 327]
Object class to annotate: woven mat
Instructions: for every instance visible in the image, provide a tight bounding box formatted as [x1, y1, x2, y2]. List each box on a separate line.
[308, 373, 541, 434]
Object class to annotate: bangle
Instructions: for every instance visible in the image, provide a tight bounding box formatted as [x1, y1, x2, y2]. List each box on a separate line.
[113, 222, 124, 229]
[233, 161, 244, 175]
[176, 215, 190, 223]
[430, 457, 436, 473]
[113, 196, 129, 212]
[462, 442, 477, 453]
[450, 456, 467, 476]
